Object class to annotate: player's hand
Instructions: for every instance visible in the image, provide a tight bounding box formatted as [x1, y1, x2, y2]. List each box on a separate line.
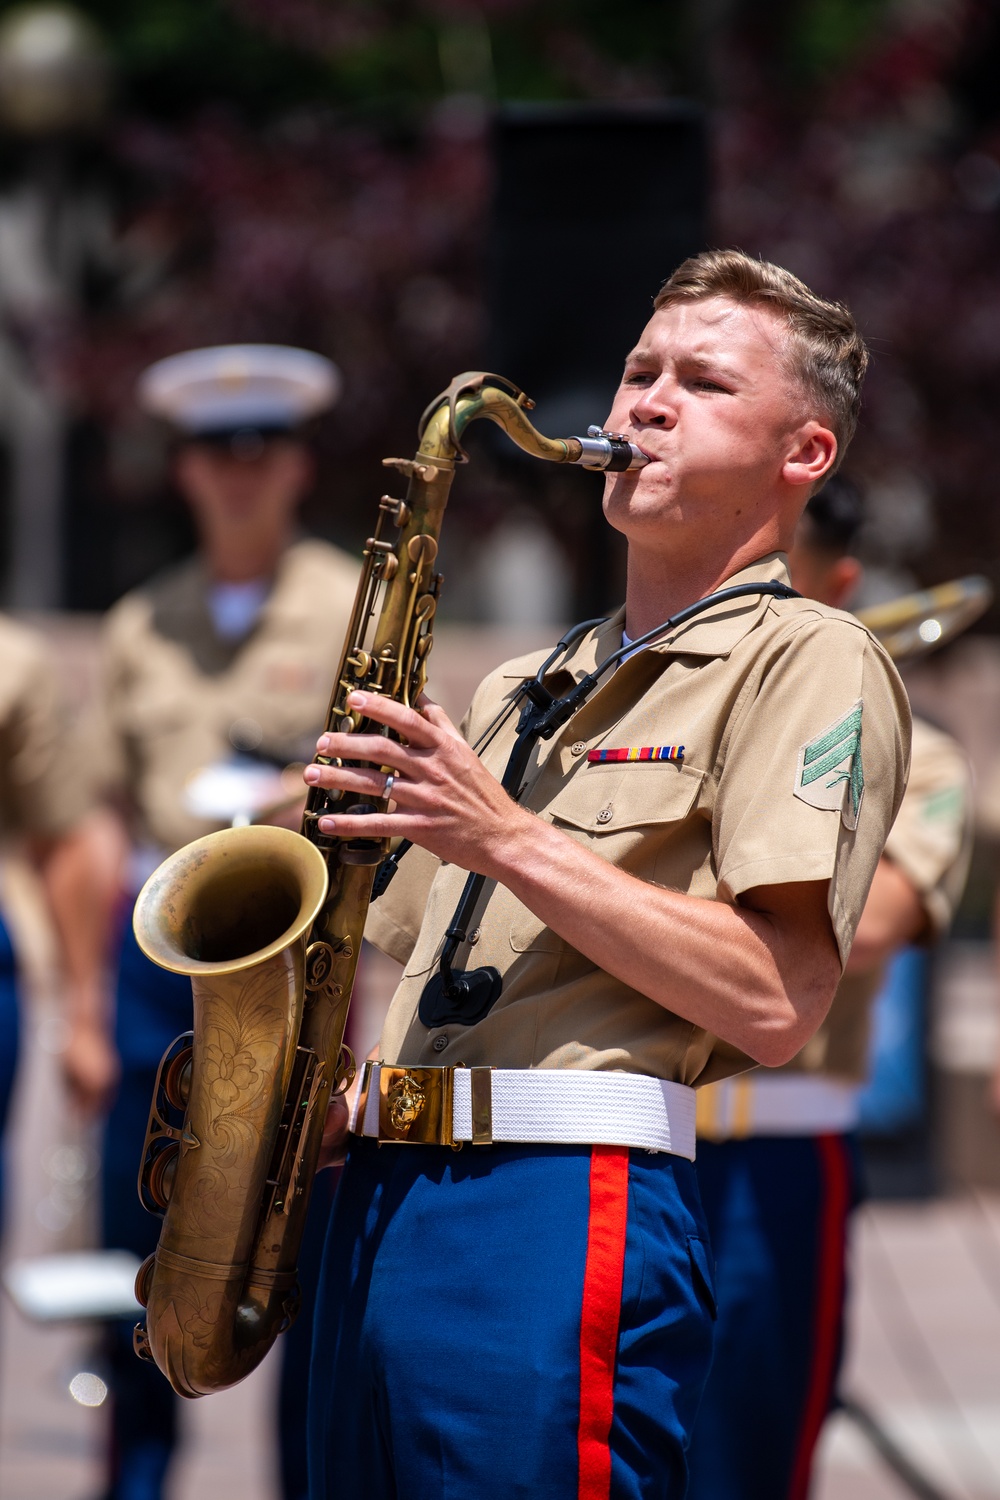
[61, 1016, 120, 1117]
[302, 691, 534, 876]
[319, 1090, 351, 1170]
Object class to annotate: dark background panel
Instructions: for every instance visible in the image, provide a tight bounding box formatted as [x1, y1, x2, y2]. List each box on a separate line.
[485, 103, 708, 613]
[490, 102, 708, 431]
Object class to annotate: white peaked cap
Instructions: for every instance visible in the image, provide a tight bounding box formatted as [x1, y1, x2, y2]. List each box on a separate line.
[137, 344, 342, 435]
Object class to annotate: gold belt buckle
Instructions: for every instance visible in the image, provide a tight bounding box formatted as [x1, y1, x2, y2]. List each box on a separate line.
[377, 1066, 454, 1145]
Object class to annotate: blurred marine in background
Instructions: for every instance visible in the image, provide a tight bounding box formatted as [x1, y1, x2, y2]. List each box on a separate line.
[0, 619, 108, 1232]
[686, 477, 973, 1500]
[66, 345, 359, 1500]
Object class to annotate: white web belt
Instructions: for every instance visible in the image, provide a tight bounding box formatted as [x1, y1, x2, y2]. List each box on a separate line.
[351, 1063, 697, 1160]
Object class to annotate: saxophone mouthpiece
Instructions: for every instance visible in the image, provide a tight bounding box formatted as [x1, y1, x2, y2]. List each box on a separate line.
[573, 426, 649, 472]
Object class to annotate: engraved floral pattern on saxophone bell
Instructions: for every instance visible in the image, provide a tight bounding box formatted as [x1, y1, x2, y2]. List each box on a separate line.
[187, 1164, 235, 1237]
[204, 1041, 259, 1108]
[387, 1071, 426, 1130]
[181, 1287, 227, 1351]
[183, 966, 290, 1238]
[197, 970, 285, 1146]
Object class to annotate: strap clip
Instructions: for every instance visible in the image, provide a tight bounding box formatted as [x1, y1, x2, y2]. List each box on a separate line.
[469, 1066, 493, 1145]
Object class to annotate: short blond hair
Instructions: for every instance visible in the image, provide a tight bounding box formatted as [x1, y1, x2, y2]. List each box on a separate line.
[654, 249, 868, 470]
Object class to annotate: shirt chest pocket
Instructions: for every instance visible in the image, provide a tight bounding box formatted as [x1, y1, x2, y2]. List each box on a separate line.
[546, 759, 704, 839]
[510, 760, 706, 954]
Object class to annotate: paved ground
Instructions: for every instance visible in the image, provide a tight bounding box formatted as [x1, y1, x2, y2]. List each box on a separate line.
[817, 1195, 1000, 1500]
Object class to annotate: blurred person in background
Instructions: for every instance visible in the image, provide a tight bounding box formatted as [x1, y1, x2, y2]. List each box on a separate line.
[686, 477, 973, 1500]
[64, 344, 359, 1500]
[0, 619, 111, 1232]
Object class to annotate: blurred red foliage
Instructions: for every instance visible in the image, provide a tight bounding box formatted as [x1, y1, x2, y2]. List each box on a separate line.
[58, 0, 1000, 598]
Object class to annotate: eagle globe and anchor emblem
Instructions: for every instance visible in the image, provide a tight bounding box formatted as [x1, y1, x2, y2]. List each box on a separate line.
[386, 1071, 427, 1131]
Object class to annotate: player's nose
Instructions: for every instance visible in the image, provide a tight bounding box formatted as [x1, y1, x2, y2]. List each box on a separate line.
[630, 377, 678, 429]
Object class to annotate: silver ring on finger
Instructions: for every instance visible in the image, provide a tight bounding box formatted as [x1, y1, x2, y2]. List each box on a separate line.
[383, 771, 395, 800]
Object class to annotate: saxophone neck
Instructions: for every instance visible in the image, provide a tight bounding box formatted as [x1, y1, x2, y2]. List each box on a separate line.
[416, 371, 648, 473]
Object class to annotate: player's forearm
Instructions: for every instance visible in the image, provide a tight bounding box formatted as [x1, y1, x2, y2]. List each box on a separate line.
[488, 816, 839, 1066]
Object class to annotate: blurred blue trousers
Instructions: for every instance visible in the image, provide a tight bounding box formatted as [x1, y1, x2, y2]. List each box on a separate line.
[308, 1138, 717, 1500]
[686, 1134, 860, 1500]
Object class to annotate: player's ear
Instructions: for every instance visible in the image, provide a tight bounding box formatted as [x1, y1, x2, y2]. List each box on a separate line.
[783, 422, 837, 490]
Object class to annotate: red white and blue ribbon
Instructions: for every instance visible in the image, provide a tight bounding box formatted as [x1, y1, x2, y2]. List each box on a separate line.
[586, 745, 684, 764]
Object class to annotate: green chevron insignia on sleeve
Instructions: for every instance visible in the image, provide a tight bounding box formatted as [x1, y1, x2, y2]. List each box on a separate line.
[794, 699, 864, 830]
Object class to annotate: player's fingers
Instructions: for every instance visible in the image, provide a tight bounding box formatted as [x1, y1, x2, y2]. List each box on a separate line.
[304, 762, 408, 800]
[314, 732, 412, 768]
[316, 811, 401, 838]
[344, 691, 439, 746]
[416, 693, 464, 741]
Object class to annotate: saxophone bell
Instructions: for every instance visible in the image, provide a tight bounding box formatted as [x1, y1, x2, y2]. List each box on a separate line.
[131, 824, 330, 1397]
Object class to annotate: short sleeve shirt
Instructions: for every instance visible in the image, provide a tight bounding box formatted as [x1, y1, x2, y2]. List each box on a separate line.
[789, 713, 972, 1082]
[366, 554, 911, 1085]
[87, 538, 360, 854]
[0, 614, 87, 840]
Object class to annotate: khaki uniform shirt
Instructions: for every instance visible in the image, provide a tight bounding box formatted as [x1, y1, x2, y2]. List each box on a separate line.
[91, 538, 359, 854]
[0, 613, 85, 841]
[366, 555, 911, 1085]
[787, 714, 972, 1083]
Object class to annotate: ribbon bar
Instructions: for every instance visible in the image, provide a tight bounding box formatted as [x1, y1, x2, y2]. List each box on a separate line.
[587, 745, 684, 764]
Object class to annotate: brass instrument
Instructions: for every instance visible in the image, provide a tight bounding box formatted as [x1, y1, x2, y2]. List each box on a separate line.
[858, 575, 992, 663]
[130, 372, 647, 1398]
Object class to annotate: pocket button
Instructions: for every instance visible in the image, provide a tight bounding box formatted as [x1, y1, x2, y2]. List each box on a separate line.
[571, 740, 587, 756]
[596, 806, 613, 825]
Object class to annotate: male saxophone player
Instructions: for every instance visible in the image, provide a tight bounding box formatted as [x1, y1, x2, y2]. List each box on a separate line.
[687, 479, 972, 1500]
[304, 251, 911, 1498]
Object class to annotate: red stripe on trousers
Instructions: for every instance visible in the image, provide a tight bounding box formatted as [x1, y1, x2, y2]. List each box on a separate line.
[577, 1145, 630, 1500]
[788, 1133, 852, 1500]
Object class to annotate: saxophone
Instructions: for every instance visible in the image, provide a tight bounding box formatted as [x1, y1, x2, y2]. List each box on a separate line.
[130, 371, 647, 1398]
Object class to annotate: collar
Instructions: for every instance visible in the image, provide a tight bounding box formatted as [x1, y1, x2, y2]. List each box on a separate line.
[545, 552, 791, 686]
[648, 552, 791, 660]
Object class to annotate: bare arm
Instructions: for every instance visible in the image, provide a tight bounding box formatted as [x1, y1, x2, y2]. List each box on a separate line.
[33, 807, 129, 1115]
[304, 692, 842, 1067]
[844, 854, 925, 976]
